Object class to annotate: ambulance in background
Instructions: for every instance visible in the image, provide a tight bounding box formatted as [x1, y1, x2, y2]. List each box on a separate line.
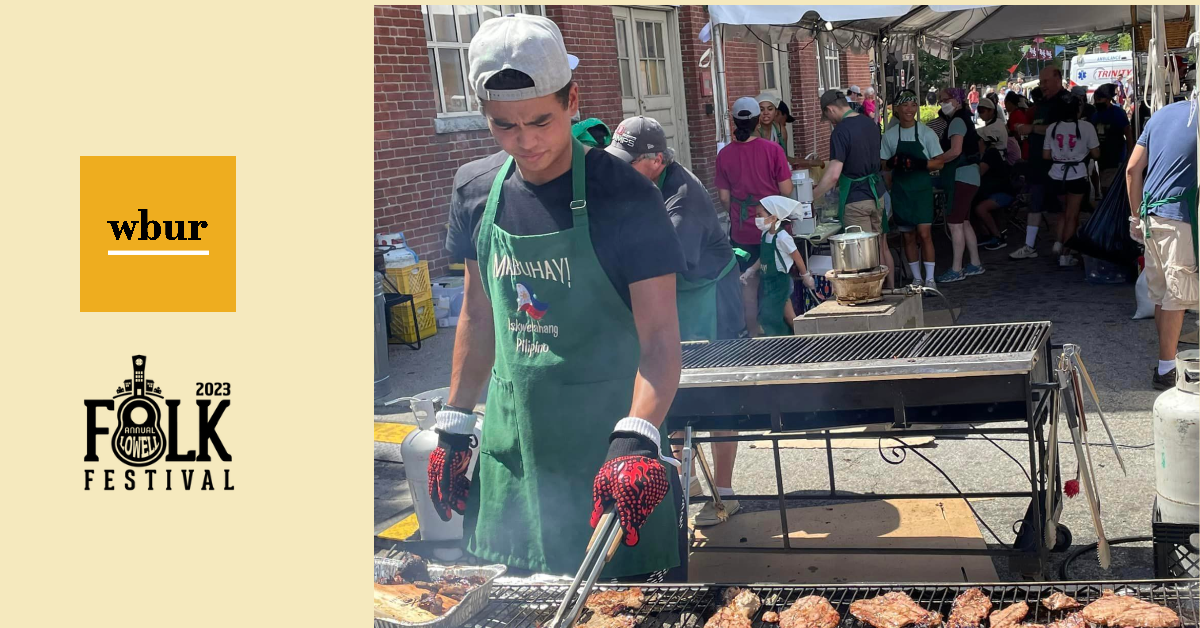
[1067, 51, 1134, 99]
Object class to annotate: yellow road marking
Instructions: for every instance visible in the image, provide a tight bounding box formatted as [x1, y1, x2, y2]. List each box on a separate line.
[375, 422, 416, 444]
[378, 514, 420, 541]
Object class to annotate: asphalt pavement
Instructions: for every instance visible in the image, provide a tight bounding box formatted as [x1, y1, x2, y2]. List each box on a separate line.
[375, 211, 1197, 581]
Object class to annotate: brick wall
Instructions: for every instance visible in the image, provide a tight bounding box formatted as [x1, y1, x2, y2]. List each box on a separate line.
[791, 35, 829, 160]
[373, 6, 621, 276]
[678, 6, 717, 198]
[841, 49, 873, 97]
[723, 39, 761, 117]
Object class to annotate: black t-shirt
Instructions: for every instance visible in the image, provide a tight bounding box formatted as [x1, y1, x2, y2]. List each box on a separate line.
[446, 149, 686, 309]
[660, 162, 745, 340]
[829, 113, 883, 203]
[977, 147, 1011, 199]
[1028, 88, 1072, 168]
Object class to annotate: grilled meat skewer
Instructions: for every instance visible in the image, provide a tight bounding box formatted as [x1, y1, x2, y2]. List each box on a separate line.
[989, 602, 1030, 628]
[948, 588, 992, 628]
[1081, 591, 1181, 628]
[1042, 593, 1082, 612]
[850, 592, 943, 628]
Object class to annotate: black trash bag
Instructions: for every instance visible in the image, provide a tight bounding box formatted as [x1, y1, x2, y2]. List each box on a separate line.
[1065, 157, 1142, 265]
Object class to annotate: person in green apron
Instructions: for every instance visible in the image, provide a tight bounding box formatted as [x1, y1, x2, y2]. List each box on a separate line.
[880, 90, 945, 288]
[433, 14, 688, 581]
[811, 89, 896, 288]
[753, 196, 817, 336]
[756, 92, 789, 154]
[1125, 99, 1199, 390]
[608, 114, 750, 526]
[606, 115, 746, 343]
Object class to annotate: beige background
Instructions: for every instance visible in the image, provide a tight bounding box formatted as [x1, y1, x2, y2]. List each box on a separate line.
[2, 1, 369, 626]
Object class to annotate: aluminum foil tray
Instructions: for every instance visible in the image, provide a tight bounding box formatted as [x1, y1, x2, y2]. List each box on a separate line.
[374, 560, 507, 628]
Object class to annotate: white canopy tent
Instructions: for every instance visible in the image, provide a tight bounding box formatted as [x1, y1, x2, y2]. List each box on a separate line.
[706, 4, 1192, 143]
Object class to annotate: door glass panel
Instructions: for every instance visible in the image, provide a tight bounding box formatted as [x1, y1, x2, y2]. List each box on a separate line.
[635, 20, 668, 96]
[615, 18, 633, 98]
[428, 4, 457, 43]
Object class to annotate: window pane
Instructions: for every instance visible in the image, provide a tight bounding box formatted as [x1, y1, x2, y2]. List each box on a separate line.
[657, 60, 668, 94]
[463, 47, 477, 110]
[456, 5, 479, 43]
[655, 24, 665, 60]
[758, 42, 767, 63]
[429, 49, 443, 112]
[619, 59, 632, 97]
[524, 5, 540, 15]
[428, 4, 457, 43]
[639, 59, 649, 95]
[615, 20, 627, 58]
[438, 48, 467, 112]
[479, 5, 501, 22]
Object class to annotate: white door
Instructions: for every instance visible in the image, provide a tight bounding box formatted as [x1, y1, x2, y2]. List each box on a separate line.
[612, 7, 687, 167]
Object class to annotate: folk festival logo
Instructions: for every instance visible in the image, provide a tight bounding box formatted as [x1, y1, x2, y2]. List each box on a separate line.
[84, 355, 234, 491]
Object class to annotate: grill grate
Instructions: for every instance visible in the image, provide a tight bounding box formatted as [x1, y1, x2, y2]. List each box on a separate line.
[681, 322, 1051, 370]
[463, 580, 1198, 628]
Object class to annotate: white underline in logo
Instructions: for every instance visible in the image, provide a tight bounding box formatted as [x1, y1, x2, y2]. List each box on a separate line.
[107, 250, 210, 255]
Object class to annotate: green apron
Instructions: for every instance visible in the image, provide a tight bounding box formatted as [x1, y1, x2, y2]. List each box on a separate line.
[656, 165, 738, 342]
[837, 172, 887, 234]
[758, 123, 787, 153]
[731, 193, 758, 224]
[467, 140, 679, 577]
[1141, 187, 1199, 258]
[890, 124, 935, 227]
[757, 229, 794, 337]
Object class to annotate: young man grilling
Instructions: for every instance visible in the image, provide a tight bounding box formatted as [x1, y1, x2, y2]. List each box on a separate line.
[433, 14, 688, 581]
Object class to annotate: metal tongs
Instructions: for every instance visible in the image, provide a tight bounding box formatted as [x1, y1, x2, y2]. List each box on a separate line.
[1056, 351, 1111, 568]
[546, 507, 625, 628]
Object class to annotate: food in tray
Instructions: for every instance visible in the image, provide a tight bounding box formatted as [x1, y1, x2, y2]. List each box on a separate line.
[409, 575, 489, 601]
[1042, 593, 1081, 612]
[704, 587, 763, 628]
[948, 588, 992, 628]
[585, 587, 646, 616]
[1081, 591, 1181, 628]
[574, 615, 640, 628]
[389, 551, 431, 584]
[374, 583, 458, 624]
[778, 595, 840, 628]
[849, 592, 943, 628]
[989, 602, 1029, 628]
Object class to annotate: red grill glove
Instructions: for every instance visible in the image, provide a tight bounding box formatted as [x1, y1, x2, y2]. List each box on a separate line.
[590, 417, 679, 547]
[427, 408, 477, 522]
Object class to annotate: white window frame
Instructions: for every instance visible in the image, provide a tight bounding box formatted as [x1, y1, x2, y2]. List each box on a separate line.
[423, 5, 545, 118]
[757, 40, 781, 92]
[818, 34, 842, 92]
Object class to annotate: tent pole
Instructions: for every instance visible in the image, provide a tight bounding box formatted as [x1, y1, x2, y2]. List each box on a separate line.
[914, 38, 922, 102]
[878, 34, 888, 125]
[950, 50, 957, 87]
[1130, 6, 1142, 133]
[713, 21, 729, 145]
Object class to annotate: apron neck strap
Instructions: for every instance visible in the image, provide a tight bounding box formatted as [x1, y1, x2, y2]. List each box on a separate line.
[655, 166, 668, 190]
[568, 139, 587, 217]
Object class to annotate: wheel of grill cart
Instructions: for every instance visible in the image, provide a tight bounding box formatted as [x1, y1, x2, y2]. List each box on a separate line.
[1053, 524, 1073, 552]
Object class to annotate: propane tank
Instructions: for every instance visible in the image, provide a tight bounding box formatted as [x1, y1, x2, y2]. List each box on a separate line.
[373, 272, 392, 403]
[1154, 349, 1200, 524]
[400, 387, 485, 561]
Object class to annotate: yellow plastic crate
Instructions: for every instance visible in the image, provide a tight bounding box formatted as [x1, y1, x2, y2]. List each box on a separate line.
[390, 295, 437, 344]
[384, 261, 432, 301]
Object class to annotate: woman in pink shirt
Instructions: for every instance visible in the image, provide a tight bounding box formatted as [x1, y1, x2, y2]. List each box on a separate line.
[863, 86, 878, 121]
[716, 95, 794, 336]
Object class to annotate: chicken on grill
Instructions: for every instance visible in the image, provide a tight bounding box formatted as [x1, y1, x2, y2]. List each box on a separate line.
[779, 595, 841, 628]
[763, 612, 781, 623]
[948, 588, 992, 628]
[1081, 591, 1181, 628]
[585, 588, 646, 616]
[704, 588, 763, 628]
[849, 592, 943, 628]
[1046, 613, 1086, 628]
[989, 602, 1029, 628]
[575, 615, 639, 628]
[1042, 593, 1081, 612]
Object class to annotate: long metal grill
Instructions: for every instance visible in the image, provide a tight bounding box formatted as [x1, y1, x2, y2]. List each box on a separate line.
[461, 580, 1198, 628]
[681, 322, 1051, 370]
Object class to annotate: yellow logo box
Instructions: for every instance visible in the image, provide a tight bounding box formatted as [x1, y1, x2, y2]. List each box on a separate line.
[80, 156, 236, 312]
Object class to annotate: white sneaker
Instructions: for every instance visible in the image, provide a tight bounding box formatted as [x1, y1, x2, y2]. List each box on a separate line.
[693, 499, 741, 527]
[923, 277, 937, 290]
[1052, 242, 1063, 255]
[1059, 255, 1079, 267]
[1009, 245, 1039, 260]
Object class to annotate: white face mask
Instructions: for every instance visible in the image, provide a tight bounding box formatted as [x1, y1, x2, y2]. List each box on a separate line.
[754, 217, 771, 232]
[941, 102, 956, 116]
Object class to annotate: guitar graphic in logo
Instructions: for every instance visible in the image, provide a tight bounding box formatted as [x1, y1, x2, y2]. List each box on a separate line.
[111, 355, 166, 466]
